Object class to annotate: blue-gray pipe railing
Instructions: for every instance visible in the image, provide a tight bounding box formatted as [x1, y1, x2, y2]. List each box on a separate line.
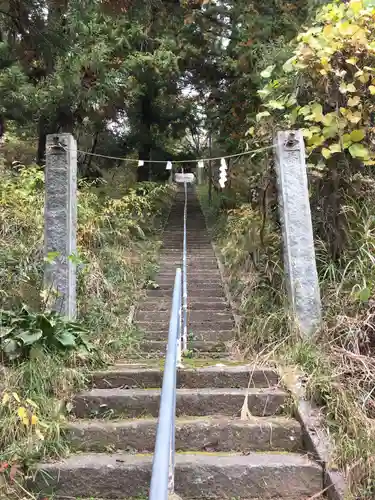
[149, 268, 182, 500]
[182, 181, 188, 353]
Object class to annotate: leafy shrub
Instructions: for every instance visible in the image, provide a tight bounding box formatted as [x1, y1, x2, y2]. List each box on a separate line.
[257, 0, 375, 167]
[0, 306, 95, 363]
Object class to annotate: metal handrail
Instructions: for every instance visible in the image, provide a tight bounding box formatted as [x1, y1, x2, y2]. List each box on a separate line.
[149, 268, 182, 500]
[182, 181, 188, 353]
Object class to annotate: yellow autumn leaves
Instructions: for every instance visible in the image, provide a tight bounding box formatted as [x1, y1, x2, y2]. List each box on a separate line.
[257, 0, 375, 166]
[2, 392, 44, 440]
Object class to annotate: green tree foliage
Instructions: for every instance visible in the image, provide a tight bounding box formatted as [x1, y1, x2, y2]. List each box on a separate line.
[0, 0, 206, 175]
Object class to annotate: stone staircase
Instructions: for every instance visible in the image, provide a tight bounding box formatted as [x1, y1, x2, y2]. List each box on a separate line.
[33, 187, 324, 499]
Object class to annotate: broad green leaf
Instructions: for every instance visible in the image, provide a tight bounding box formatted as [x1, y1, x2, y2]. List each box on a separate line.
[302, 129, 313, 139]
[308, 134, 325, 146]
[349, 143, 370, 159]
[322, 126, 338, 139]
[299, 105, 311, 116]
[342, 133, 352, 148]
[369, 85, 375, 95]
[349, 129, 366, 142]
[3, 339, 18, 355]
[56, 332, 76, 347]
[359, 287, 371, 302]
[349, 0, 363, 14]
[0, 327, 14, 339]
[15, 330, 43, 345]
[322, 113, 335, 126]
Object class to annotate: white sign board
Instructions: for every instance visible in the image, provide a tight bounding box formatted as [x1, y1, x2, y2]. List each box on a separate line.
[175, 173, 195, 184]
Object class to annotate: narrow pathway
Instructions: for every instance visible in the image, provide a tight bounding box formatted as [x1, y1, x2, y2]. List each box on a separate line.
[34, 186, 324, 499]
[137, 186, 234, 357]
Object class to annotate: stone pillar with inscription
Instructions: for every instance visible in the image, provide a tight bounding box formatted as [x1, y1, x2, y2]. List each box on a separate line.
[44, 134, 77, 319]
[275, 130, 322, 337]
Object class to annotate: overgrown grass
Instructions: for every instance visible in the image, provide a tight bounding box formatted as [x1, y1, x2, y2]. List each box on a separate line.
[0, 152, 174, 497]
[198, 184, 375, 499]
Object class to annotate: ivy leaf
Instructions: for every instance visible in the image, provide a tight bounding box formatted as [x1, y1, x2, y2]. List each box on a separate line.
[349, 143, 370, 159]
[347, 96, 360, 106]
[255, 111, 270, 121]
[342, 133, 353, 148]
[322, 126, 338, 138]
[308, 134, 324, 146]
[349, 0, 363, 14]
[346, 58, 358, 65]
[260, 65, 275, 79]
[322, 113, 335, 126]
[329, 143, 342, 153]
[347, 111, 362, 124]
[282, 57, 296, 73]
[266, 100, 285, 110]
[311, 103, 323, 122]
[322, 148, 332, 159]
[349, 129, 366, 142]
[369, 85, 375, 95]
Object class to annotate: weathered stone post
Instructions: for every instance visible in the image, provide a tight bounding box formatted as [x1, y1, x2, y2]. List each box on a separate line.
[44, 134, 77, 319]
[275, 130, 322, 337]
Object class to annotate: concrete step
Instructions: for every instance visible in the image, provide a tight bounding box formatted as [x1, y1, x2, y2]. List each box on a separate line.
[137, 305, 229, 318]
[162, 236, 211, 241]
[139, 340, 226, 354]
[146, 288, 225, 298]
[33, 452, 323, 499]
[159, 267, 220, 274]
[159, 259, 218, 265]
[157, 260, 218, 267]
[157, 272, 222, 279]
[73, 387, 287, 418]
[162, 244, 213, 249]
[145, 329, 234, 342]
[155, 277, 223, 286]
[145, 283, 224, 292]
[66, 416, 302, 453]
[163, 249, 215, 254]
[91, 365, 280, 390]
[136, 320, 234, 332]
[137, 310, 233, 322]
[137, 301, 228, 312]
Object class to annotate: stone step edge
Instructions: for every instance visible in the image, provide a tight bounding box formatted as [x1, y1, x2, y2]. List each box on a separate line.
[91, 365, 279, 378]
[76, 387, 286, 397]
[35, 451, 322, 472]
[65, 415, 302, 452]
[33, 452, 323, 500]
[136, 331, 234, 342]
[72, 387, 288, 418]
[90, 364, 280, 389]
[139, 340, 226, 353]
